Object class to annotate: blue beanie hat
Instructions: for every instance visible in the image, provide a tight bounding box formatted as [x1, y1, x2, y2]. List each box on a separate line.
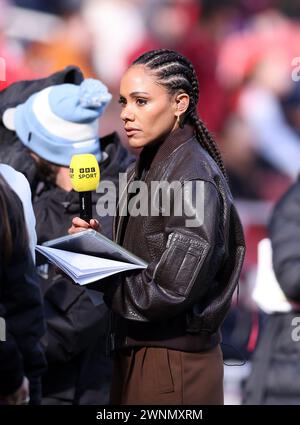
[2, 78, 112, 166]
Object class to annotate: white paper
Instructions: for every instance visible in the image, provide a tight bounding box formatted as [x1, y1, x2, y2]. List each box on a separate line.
[36, 245, 146, 285]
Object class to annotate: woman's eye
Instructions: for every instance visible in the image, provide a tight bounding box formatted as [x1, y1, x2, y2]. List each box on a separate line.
[118, 98, 126, 106]
[136, 98, 147, 106]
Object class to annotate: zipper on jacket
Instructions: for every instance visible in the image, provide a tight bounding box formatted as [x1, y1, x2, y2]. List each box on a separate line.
[166, 232, 174, 248]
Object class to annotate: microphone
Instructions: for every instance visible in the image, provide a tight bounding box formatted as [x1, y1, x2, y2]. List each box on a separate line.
[69, 154, 100, 222]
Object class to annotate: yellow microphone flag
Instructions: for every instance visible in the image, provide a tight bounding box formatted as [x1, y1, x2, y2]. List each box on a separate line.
[69, 154, 100, 192]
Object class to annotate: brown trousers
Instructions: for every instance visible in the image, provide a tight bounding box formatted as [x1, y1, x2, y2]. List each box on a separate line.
[110, 345, 224, 405]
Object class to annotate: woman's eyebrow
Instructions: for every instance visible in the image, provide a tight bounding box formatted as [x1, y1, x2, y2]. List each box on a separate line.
[119, 91, 149, 99]
[129, 91, 149, 97]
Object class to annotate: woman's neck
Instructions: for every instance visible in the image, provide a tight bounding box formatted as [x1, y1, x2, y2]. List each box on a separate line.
[136, 125, 193, 178]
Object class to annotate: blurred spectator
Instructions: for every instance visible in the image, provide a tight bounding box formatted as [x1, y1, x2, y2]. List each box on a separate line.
[0, 0, 32, 90]
[83, 0, 146, 88]
[243, 182, 300, 404]
[218, 9, 300, 180]
[24, 1, 95, 78]
[221, 114, 290, 201]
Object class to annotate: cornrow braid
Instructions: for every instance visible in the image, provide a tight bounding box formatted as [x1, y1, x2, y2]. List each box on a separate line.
[132, 49, 227, 180]
[191, 112, 228, 180]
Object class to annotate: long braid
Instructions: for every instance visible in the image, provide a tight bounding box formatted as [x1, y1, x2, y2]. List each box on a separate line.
[191, 113, 228, 180]
[133, 49, 228, 180]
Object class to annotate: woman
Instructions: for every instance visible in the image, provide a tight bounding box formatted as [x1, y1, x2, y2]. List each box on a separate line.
[70, 49, 245, 405]
[0, 172, 46, 404]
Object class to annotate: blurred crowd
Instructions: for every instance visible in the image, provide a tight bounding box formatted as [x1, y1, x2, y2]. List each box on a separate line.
[1, 0, 300, 403]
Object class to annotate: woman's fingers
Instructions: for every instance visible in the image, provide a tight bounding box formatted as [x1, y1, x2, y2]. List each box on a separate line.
[68, 217, 90, 234]
[72, 217, 91, 228]
[89, 219, 101, 232]
[68, 217, 101, 234]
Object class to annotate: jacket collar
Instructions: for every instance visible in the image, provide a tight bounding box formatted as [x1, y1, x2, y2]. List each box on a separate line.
[135, 124, 195, 178]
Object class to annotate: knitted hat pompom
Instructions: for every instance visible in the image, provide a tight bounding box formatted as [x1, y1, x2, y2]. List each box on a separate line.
[79, 78, 112, 109]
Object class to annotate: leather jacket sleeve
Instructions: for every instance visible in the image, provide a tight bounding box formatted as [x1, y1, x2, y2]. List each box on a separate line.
[103, 180, 223, 322]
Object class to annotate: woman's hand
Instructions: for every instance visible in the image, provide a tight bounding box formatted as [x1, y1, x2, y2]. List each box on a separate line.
[68, 217, 101, 235]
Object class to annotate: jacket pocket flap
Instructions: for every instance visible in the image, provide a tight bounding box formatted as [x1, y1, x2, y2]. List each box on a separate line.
[155, 230, 210, 297]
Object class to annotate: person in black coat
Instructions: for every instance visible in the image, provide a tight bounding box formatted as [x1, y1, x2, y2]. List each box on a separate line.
[34, 131, 133, 404]
[0, 175, 46, 405]
[243, 178, 300, 404]
[1, 71, 134, 404]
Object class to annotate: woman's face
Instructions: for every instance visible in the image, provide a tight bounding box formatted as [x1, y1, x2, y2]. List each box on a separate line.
[119, 65, 178, 149]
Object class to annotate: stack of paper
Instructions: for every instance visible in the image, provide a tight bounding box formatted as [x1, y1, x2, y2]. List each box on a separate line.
[36, 245, 147, 285]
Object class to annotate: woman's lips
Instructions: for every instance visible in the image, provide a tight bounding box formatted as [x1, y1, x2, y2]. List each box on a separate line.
[125, 128, 140, 137]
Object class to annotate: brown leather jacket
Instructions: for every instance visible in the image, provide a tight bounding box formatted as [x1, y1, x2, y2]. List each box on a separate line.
[103, 125, 245, 352]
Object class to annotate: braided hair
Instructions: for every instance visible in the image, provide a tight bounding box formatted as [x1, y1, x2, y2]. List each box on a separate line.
[133, 49, 227, 179]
